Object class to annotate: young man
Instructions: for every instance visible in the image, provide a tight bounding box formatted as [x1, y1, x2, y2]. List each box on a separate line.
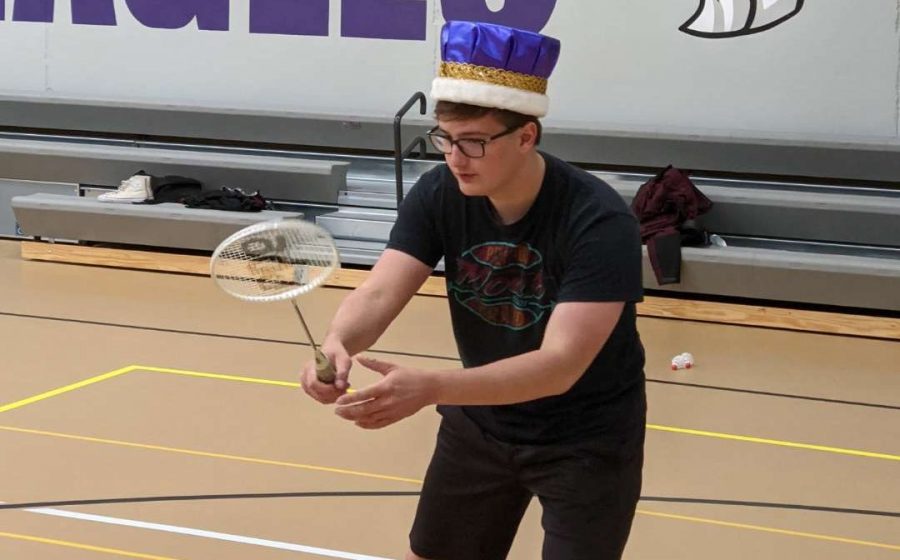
[301, 20, 646, 560]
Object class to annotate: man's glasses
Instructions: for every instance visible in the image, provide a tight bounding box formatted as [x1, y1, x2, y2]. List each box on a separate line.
[426, 125, 522, 159]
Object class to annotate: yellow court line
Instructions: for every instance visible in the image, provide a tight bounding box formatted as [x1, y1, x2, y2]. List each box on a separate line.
[1, 364, 893, 462]
[637, 510, 900, 551]
[0, 425, 423, 485]
[130, 364, 359, 392]
[136, 366, 898, 462]
[137, 366, 899, 462]
[2, 425, 898, 552]
[647, 424, 900, 462]
[0, 366, 136, 414]
[0, 531, 182, 559]
[131, 365, 300, 388]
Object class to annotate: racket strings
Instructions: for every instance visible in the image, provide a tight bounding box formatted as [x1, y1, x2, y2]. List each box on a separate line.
[213, 226, 337, 301]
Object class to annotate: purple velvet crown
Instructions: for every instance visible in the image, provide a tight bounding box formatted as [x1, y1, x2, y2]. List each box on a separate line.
[432, 21, 561, 117]
[441, 21, 560, 81]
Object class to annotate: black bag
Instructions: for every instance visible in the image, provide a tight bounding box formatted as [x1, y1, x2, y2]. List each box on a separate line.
[183, 188, 269, 212]
[139, 174, 203, 204]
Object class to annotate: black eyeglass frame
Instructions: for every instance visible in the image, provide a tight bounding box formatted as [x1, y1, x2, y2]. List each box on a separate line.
[426, 124, 522, 159]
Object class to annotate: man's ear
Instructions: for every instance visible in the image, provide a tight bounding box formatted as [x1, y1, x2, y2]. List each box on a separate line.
[518, 121, 539, 151]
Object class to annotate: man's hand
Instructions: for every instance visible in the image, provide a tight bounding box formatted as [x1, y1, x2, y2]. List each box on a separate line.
[334, 356, 438, 429]
[300, 337, 353, 404]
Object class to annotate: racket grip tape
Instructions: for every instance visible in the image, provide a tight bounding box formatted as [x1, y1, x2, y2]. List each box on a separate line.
[315, 349, 336, 384]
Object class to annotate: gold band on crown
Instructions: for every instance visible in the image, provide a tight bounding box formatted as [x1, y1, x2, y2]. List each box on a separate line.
[439, 62, 548, 94]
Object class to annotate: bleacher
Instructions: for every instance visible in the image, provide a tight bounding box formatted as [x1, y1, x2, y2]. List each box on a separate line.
[4, 131, 899, 317]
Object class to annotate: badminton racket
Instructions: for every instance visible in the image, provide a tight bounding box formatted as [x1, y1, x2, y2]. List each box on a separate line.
[210, 218, 340, 383]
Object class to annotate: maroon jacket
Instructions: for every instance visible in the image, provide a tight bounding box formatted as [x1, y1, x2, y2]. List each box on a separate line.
[631, 166, 712, 284]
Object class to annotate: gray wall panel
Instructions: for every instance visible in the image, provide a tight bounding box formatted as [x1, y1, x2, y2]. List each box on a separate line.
[0, 180, 77, 238]
[643, 246, 900, 311]
[0, 138, 349, 204]
[12, 194, 306, 251]
[4, 98, 900, 184]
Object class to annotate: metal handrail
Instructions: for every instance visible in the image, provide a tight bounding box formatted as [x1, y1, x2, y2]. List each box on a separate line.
[393, 92, 428, 207]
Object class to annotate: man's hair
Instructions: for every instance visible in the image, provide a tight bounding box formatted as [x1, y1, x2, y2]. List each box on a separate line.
[434, 101, 543, 145]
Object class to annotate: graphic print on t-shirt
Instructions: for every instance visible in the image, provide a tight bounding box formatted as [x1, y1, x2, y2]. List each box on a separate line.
[449, 242, 553, 331]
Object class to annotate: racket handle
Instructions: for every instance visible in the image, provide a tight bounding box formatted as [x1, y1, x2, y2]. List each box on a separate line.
[315, 349, 336, 384]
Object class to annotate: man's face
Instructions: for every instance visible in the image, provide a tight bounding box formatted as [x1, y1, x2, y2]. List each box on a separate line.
[434, 113, 531, 198]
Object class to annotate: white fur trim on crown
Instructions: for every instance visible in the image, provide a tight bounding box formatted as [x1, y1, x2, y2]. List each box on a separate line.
[431, 77, 549, 117]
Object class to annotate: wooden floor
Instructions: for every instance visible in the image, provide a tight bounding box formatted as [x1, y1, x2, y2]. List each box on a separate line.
[0, 239, 898, 559]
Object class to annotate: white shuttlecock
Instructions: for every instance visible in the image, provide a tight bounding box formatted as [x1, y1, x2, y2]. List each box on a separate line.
[671, 352, 695, 370]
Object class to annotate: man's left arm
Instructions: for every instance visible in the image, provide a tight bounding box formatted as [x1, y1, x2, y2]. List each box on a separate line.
[334, 300, 623, 429]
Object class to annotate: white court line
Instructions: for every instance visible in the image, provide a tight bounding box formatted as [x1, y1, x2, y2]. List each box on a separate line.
[21, 506, 394, 560]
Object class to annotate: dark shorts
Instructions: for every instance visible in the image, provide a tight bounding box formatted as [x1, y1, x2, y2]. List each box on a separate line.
[409, 407, 644, 560]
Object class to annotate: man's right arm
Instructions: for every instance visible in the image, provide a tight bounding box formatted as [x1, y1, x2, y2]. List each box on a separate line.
[302, 249, 435, 401]
[326, 248, 434, 356]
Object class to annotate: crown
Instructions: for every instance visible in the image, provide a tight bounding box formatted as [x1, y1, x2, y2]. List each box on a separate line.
[431, 21, 561, 117]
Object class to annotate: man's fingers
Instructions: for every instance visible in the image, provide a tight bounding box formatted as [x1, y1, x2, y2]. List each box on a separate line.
[339, 404, 394, 429]
[334, 396, 383, 420]
[356, 416, 394, 430]
[356, 356, 396, 376]
[304, 382, 342, 404]
[332, 353, 353, 391]
[301, 364, 345, 404]
[335, 385, 379, 406]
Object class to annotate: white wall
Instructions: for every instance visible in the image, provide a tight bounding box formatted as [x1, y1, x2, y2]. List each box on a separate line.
[0, 0, 896, 143]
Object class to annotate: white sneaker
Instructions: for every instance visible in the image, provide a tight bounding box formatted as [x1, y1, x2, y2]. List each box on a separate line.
[98, 174, 153, 203]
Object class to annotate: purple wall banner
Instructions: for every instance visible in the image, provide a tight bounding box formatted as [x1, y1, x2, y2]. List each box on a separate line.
[73, 0, 117, 25]
[250, 0, 329, 36]
[124, 0, 228, 31]
[440, 0, 556, 32]
[5, 0, 557, 37]
[13, 0, 53, 22]
[342, 0, 426, 40]
[10, 0, 118, 24]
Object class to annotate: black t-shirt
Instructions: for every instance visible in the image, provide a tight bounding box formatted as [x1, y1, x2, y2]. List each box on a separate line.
[387, 152, 646, 446]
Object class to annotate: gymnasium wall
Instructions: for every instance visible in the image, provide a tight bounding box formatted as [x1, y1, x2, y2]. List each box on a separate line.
[0, 1, 898, 181]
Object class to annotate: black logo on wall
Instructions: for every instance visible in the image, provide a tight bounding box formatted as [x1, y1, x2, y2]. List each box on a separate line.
[681, 0, 804, 38]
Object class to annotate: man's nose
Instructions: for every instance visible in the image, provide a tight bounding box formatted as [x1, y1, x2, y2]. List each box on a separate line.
[446, 143, 469, 165]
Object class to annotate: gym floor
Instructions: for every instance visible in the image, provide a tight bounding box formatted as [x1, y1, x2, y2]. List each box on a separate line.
[0, 240, 897, 559]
